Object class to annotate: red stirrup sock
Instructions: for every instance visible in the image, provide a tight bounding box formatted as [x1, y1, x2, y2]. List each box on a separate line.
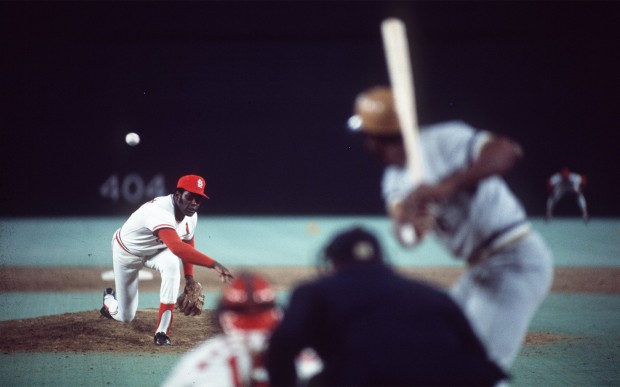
[155, 303, 175, 334]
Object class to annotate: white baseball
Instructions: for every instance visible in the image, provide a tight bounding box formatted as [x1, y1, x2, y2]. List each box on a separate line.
[398, 223, 418, 247]
[125, 132, 140, 146]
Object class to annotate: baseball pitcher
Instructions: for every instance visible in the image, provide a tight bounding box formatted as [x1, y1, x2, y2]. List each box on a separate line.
[100, 174, 234, 346]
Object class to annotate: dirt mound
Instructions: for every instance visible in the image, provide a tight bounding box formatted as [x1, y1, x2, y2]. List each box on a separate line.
[0, 266, 613, 354]
[0, 309, 222, 354]
[0, 309, 571, 354]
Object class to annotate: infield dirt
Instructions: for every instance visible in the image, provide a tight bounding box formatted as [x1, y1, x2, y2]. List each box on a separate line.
[1, 266, 617, 354]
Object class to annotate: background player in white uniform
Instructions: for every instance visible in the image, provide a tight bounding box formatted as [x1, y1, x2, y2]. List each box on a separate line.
[100, 174, 234, 346]
[162, 272, 322, 387]
[546, 167, 588, 221]
[348, 86, 554, 371]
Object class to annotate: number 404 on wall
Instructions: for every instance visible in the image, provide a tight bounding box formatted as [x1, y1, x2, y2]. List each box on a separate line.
[100, 174, 166, 204]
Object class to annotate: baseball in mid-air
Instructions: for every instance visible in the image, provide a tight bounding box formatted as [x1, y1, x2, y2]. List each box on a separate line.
[125, 132, 140, 146]
[398, 223, 418, 247]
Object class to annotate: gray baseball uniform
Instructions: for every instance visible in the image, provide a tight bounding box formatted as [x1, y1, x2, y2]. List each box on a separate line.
[382, 121, 554, 370]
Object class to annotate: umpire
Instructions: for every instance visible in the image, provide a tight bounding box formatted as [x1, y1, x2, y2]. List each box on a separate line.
[266, 226, 507, 386]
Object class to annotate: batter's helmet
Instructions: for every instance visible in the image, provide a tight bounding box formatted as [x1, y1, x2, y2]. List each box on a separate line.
[347, 86, 401, 136]
[216, 272, 281, 332]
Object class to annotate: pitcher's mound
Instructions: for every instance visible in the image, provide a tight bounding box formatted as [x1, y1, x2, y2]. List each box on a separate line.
[0, 309, 571, 354]
[0, 309, 222, 354]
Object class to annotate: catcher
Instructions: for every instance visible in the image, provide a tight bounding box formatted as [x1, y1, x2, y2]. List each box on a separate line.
[164, 272, 323, 386]
[163, 272, 282, 386]
[100, 174, 234, 346]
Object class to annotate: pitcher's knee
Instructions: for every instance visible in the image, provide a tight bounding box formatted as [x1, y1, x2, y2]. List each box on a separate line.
[159, 259, 181, 277]
[161, 270, 181, 285]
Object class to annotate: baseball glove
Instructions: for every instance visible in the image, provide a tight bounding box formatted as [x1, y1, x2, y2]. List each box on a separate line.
[176, 281, 205, 316]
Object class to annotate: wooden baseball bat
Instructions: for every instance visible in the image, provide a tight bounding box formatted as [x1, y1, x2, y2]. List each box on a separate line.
[381, 18, 424, 246]
[381, 17, 424, 185]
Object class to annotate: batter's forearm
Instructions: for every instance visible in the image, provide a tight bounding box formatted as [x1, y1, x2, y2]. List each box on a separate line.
[443, 136, 522, 193]
[476, 136, 522, 176]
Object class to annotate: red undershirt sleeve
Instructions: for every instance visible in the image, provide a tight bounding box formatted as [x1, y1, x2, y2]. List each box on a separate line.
[182, 238, 195, 277]
[157, 228, 216, 269]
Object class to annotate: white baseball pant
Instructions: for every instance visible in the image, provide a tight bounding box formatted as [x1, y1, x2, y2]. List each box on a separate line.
[110, 233, 181, 322]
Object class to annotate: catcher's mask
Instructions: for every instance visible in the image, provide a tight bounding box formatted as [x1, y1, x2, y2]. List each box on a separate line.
[216, 272, 281, 332]
[321, 226, 383, 268]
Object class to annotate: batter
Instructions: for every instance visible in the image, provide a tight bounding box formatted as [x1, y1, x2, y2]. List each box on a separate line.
[100, 174, 234, 346]
[349, 86, 553, 370]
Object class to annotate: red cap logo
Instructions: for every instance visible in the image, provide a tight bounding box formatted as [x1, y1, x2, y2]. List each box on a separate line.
[177, 175, 209, 198]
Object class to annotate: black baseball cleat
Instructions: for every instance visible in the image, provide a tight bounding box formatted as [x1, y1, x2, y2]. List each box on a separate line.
[100, 288, 116, 319]
[154, 332, 172, 346]
[100, 306, 113, 319]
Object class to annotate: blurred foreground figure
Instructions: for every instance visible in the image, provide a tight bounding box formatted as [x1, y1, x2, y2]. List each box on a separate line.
[162, 272, 321, 387]
[348, 86, 553, 371]
[546, 167, 589, 221]
[163, 272, 279, 386]
[267, 226, 507, 386]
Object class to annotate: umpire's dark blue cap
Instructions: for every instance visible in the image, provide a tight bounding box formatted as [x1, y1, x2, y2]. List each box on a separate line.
[324, 226, 383, 266]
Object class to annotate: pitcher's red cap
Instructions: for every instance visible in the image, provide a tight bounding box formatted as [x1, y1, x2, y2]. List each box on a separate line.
[177, 175, 209, 198]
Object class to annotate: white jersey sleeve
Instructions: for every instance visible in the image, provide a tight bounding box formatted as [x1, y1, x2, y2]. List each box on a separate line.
[568, 173, 583, 190]
[549, 173, 562, 186]
[382, 121, 490, 207]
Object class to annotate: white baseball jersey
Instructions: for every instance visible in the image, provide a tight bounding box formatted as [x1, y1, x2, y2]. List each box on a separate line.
[382, 121, 529, 261]
[115, 194, 197, 257]
[162, 331, 323, 387]
[549, 171, 584, 193]
[162, 331, 269, 387]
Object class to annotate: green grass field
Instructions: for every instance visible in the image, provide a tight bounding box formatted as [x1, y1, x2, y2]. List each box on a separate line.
[1, 216, 618, 386]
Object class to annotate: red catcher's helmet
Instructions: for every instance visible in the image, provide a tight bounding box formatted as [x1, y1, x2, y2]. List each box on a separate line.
[217, 272, 281, 332]
[561, 167, 570, 179]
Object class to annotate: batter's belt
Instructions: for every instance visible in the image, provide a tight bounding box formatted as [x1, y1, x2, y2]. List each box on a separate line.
[467, 221, 532, 267]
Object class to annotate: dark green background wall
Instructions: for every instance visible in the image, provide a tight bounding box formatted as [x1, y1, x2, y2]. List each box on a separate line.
[2, 1, 618, 216]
